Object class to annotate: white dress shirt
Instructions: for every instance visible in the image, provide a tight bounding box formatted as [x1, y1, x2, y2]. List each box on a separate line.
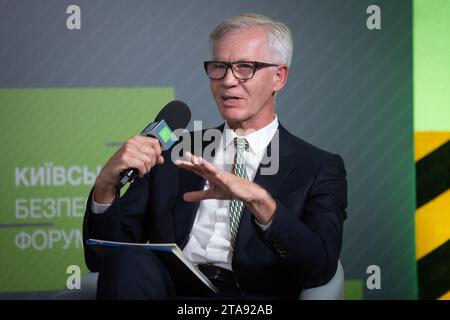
[91, 116, 279, 271]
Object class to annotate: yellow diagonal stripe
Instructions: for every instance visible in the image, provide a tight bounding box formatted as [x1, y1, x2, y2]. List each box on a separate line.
[414, 131, 450, 161]
[415, 189, 450, 259]
[439, 290, 450, 300]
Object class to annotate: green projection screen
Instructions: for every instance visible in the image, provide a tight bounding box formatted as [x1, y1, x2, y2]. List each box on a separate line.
[0, 88, 173, 291]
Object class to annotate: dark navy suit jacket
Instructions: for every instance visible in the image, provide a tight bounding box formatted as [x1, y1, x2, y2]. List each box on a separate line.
[83, 124, 347, 299]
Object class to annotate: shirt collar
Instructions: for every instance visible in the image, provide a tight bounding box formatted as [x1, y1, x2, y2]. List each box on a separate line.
[223, 115, 279, 154]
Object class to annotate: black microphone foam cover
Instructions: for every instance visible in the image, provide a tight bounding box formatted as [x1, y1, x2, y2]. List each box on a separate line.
[155, 100, 191, 130]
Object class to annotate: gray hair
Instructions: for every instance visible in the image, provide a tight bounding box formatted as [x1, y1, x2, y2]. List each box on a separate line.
[209, 13, 293, 66]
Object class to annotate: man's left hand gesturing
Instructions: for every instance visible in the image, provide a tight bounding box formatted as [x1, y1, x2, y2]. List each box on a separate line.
[175, 151, 276, 225]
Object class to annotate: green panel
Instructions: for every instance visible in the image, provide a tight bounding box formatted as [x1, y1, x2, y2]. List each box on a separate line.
[413, 0, 450, 130]
[0, 88, 174, 292]
[344, 280, 364, 300]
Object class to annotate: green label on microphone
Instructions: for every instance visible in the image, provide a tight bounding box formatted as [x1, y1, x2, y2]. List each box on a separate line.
[159, 126, 172, 143]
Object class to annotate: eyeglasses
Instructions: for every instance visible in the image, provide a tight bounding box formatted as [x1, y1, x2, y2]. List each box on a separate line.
[203, 61, 280, 80]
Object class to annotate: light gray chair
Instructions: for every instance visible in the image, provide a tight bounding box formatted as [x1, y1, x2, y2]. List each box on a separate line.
[299, 260, 344, 300]
[54, 260, 344, 300]
[53, 272, 98, 300]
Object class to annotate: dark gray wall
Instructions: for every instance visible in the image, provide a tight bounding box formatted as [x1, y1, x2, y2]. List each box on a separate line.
[0, 0, 415, 299]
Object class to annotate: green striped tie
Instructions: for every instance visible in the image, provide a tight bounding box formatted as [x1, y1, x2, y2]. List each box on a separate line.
[229, 137, 249, 249]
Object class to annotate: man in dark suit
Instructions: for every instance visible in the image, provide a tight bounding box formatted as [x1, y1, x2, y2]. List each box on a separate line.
[83, 13, 347, 299]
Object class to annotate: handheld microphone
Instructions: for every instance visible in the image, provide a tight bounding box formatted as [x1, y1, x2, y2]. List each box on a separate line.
[115, 100, 191, 190]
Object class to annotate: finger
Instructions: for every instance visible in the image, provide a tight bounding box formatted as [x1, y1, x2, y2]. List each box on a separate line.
[175, 159, 204, 176]
[185, 152, 214, 179]
[156, 155, 164, 165]
[134, 143, 159, 159]
[192, 154, 203, 165]
[125, 157, 148, 178]
[133, 135, 161, 148]
[130, 136, 162, 157]
[185, 151, 203, 165]
[183, 151, 193, 163]
[136, 141, 162, 160]
[148, 139, 162, 155]
[212, 170, 245, 194]
[121, 139, 152, 165]
[177, 153, 202, 172]
[175, 159, 193, 168]
[126, 148, 156, 173]
[183, 190, 211, 202]
[199, 156, 220, 175]
[192, 156, 228, 182]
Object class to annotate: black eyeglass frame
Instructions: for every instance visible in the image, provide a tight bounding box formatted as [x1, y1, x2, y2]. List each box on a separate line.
[203, 60, 280, 80]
